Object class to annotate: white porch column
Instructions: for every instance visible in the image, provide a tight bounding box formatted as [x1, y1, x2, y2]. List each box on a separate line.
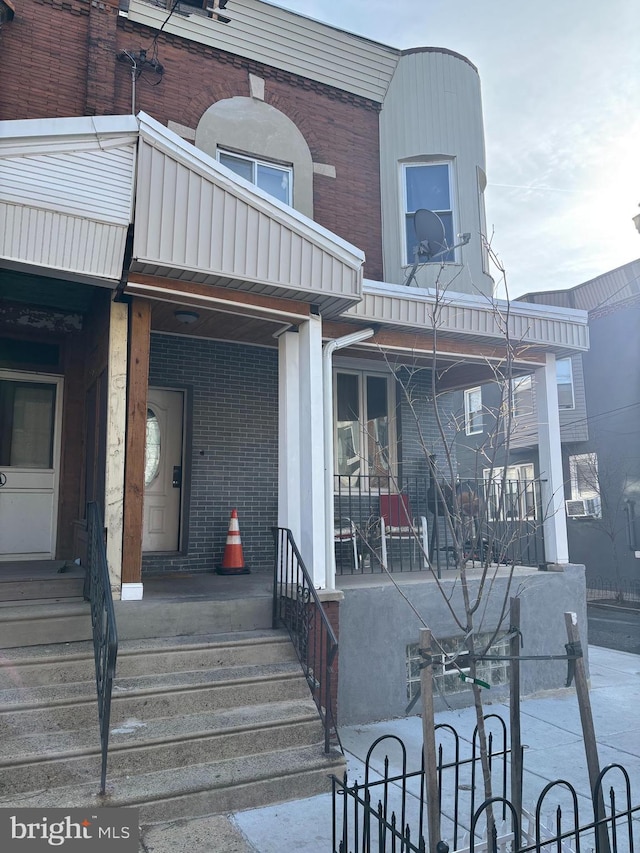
[298, 316, 327, 586]
[536, 353, 569, 564]
[104, 300, 128, 597]
[278, 329, 301, 544]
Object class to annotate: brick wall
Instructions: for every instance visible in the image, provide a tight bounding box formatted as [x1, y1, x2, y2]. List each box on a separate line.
[0, 3, 383, 279]
[144, 333, 279, 575]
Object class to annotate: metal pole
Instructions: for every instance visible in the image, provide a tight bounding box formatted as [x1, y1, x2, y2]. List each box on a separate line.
[509, 597, 523, 831]
[420, 628, 441, 851]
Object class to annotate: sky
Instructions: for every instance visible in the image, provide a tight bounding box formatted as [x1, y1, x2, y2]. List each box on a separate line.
[273, 0, 640, 298]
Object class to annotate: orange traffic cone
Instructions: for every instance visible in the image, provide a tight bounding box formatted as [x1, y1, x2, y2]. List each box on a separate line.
[216, 509, 250, 575]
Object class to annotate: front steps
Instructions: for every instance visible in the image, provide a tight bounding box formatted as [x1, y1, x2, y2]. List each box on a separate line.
[0, 618, 344, 819]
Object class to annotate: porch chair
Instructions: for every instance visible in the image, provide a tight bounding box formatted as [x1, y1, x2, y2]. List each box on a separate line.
[378, 493, 429, 571]
[334, 518, 360, 573]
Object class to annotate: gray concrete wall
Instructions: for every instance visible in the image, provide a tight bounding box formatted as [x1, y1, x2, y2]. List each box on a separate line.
[336, 563, 586, 724]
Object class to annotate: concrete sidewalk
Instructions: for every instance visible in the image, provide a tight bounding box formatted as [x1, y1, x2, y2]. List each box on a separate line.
[140, 645, 640, 852]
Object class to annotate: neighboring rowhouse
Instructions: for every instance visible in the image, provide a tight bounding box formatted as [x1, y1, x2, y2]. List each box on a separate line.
[0, 0, 589, 725]
[456, 258, 640, 596]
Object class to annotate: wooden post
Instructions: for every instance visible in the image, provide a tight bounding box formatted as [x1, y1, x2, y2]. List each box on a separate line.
[509, 597, 522, 831]
[122, 298, 151, 589]
[420, 628, 441, 851]
[563, 612, 611, 853]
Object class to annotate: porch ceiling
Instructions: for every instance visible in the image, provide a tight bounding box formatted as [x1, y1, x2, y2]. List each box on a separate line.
[149, 299, 285, 348]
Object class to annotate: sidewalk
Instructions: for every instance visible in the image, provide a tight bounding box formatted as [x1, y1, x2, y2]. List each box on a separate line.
[140, 646, 640, 852]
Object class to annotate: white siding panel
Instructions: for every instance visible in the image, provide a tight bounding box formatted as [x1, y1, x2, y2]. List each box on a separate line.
[0, 145, 136, 225]
[127, 0, 398, 103]
[0, 201, 127, 281]
[133, 139, 362, 302]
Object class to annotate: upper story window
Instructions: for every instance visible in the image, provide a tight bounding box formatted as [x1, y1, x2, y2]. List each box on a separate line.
[403, 162, 455, 264]
[568, 452, 601, 518]
[556, 357, 575, 409]
[464, 387, 483, 435]
[511, 374, 533, 419]
[334, 370, 395, 486]
[218, 150, 293, 206]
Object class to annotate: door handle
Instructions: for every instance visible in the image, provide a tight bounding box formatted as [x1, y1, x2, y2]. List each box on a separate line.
[172, 466, 182, 488]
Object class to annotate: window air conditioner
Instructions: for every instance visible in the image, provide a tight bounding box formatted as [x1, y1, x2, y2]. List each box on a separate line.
[566, 498, 599, 518]
[565, 499, 587, 518]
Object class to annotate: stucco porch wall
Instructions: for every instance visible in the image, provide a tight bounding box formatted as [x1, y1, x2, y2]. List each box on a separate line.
[336, 563, 587, 724]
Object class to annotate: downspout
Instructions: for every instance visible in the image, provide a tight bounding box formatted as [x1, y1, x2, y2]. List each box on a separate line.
[323, 328, 375, 590]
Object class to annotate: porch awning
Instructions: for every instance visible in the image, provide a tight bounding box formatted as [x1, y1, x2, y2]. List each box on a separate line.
[129, 114, 364, 319]
[0, 113, 364, 317]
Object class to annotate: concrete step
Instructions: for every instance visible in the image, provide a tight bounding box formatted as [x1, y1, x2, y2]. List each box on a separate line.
[0, 563, 85, 603]
[0, 698, 324, 795]
[0, 662, 309, 735]
[0, 630, 297, 688]
[0, 744, 345, 820]
[0, 600, 92, 648]
[0, 616, 344, 817]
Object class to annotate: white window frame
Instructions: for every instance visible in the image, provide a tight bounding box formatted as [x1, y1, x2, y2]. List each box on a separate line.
[569, 453, 601, 517]
[401, 161, 457, 266]
[464, 386, 483, 435]
[511, 374, 534, 418]
[217, 148, 293, 205]
[556, 357, 575, 410]
[333, 368, 396, 488]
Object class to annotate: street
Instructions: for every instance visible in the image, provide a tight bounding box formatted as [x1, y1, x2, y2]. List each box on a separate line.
[588, 602, 640, 655]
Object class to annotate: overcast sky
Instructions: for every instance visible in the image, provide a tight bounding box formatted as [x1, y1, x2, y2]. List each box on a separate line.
[274, 0, 640, 298]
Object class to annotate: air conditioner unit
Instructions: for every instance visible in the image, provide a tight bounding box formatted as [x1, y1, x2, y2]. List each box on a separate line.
[566, 499, 587, 518]
[566, 498, 599, 518]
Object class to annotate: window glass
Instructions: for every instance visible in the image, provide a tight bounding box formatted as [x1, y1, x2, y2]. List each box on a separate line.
[569, 453, 601, 517]
[512, 375, 533, 418]
[366, 375, 390, 479]
[145, 408, 161, 486]
[335, 371, 394, 484]
[218, 149, 293, 205]
[464, 387, 483, 435]
[257, 163, 290, 204]
[219, 151, 253, 182]
[336, 374, 360, 478]
[0, 381, 56, 468]
[404, 163, 454, 263]
[556, 358, 575, 409]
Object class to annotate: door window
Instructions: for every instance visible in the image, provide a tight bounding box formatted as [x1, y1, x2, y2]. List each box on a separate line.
[145, 408, 161, 486]
[0, 381, 56, 468]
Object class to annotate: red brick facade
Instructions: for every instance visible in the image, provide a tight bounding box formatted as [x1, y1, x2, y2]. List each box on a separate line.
[0, 0, 383, 278]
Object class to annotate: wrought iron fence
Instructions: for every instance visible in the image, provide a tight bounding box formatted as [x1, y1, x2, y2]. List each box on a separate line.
[83, 501, 118, 795]
[587, 576, 640, 605]
[332, 726, 638, 853]
[272, 526, 340, 753]
[333, 475, 545, 577]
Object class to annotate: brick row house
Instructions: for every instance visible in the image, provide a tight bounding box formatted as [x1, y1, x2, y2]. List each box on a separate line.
[0, 0, 591, 808]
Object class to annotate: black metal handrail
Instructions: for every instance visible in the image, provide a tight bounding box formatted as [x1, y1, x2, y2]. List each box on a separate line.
[272, 527, 340, 754]
[83, 502, 118, 794]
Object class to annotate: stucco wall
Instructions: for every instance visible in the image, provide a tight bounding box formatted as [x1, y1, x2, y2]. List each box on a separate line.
[336, 563, 587, 724]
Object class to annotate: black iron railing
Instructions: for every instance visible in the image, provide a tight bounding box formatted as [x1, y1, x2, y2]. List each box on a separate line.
[272, 527, 340, 754]
[83, 502, 118, 795]
[587, 575, 640, 604]
[332, 726, 638, 853]
[333, 474, 545, 577]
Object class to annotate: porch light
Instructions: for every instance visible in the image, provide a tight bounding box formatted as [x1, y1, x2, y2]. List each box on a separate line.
[174, 310, 200, 324]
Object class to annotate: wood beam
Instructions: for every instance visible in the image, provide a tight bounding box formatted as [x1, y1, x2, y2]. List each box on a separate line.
[122, 298, 151, 586]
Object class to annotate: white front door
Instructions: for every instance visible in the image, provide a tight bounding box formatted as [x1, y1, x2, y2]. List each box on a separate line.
[0, 371, 63, 561]
[143, 389, 184, 553]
